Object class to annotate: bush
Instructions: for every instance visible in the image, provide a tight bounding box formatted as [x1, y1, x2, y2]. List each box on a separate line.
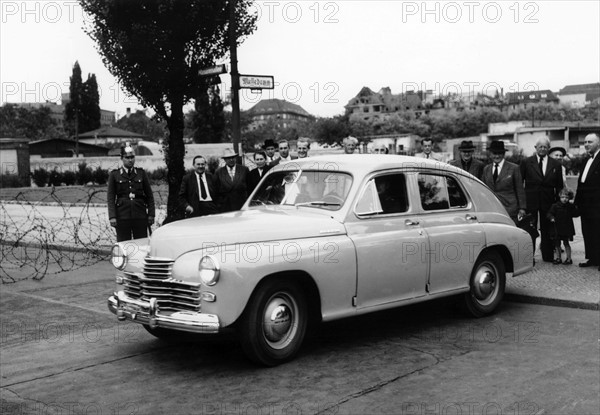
[32, 168, 49, 187]
[149, 167, 167, 185]
[63, 170, 77, 186]
[92, 166, 109, 185]
[0, 174, 26, 188]
[48, 169, 62, 186]
[77, 162, 93, 185]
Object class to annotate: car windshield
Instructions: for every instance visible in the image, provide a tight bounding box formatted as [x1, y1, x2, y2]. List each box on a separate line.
[249, 170, 353, 211]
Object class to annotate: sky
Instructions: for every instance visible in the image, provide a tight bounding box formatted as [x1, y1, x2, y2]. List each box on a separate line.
[1, 1, 599, 119]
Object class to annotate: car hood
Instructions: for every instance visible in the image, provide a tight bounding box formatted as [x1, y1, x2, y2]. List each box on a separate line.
[149, 207, 346, 259]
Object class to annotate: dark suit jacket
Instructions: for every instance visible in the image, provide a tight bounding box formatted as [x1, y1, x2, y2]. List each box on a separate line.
[247, 165, 271, 193]
[449, 158, 485, 180]
[178, 171, 217, 217]
[482, 161, 526, 221]
[575, 153, 600, 219]
[214, 164, 250, 212]
[520, 155, 563, 211]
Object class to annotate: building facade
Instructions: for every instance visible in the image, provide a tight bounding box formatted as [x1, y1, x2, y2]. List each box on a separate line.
[246, 99, 313, 130]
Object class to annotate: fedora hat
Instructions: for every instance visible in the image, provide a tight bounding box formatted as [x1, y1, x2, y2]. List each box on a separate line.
[548, 146, 566, 157]
[263, 139, 276, 149]
[221, 148, 238, 158]
[488, 141, 508, 153]
[458, 140, 476, 152]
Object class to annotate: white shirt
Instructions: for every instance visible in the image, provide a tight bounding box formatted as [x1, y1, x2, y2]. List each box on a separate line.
[195, 172, 212, 201]
[581, 150, 599, 183]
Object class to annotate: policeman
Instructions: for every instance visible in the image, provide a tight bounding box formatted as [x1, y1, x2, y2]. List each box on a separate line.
[107, 143, 155, 241]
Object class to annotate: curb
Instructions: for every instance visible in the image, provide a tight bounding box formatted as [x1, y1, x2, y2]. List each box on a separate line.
[505, 293, 599, 311]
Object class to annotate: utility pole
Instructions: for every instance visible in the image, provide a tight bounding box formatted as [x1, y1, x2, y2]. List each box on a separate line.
[229, 0, 241, 157]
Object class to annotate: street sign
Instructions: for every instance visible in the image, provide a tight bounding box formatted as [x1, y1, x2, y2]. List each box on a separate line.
[239, 74, 274, 90]
[198, 64, 227, 77]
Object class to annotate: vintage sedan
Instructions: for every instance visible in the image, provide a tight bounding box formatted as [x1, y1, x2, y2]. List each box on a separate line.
[108, 155, 533, 366]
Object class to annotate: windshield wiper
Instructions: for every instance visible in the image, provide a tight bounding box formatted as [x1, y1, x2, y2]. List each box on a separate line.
[295, 201, 341, 207]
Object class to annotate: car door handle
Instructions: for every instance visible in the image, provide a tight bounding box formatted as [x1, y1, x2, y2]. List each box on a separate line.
[466, 214, 477, 221]
[405, 219, 420, 226]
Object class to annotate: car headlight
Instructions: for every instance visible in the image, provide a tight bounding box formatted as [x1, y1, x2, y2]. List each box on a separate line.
[198, 255, 220, 286]
[111, 244, 127, 270]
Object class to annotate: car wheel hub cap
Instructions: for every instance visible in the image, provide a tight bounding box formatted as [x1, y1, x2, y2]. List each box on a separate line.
[263, 301, 292, 343]
[474, 270, 495, 300]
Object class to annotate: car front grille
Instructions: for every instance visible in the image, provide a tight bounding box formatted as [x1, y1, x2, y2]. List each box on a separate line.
[122, 256, 201, 312]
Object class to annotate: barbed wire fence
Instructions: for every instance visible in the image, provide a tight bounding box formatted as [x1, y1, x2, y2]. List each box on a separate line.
[1, 186, 167, 283]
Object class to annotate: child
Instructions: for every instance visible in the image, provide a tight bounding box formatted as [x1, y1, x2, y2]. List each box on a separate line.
[547, 188, 580, 265]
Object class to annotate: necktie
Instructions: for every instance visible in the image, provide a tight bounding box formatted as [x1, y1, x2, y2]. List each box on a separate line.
[426, 154, 430, 159]
[493, 164, 499, 182]
[539, 156, 544, 175]
[229, 167, 235, 180]
[199, 175, 207, 199]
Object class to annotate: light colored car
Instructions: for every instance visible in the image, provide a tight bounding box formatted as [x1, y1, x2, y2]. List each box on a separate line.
[108, 155, 533, 366]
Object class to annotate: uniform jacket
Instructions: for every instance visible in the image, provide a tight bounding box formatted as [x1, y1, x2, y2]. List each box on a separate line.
[214, 164, 250, 212]
[575, 153, 600, 219]
[178, 171, 217, 216]
[449, 158, 485, 180]
[247, 165, 271, 193]
[482, 161, 526, 220]
[520, 155, 563, 211]
[547, 201, 580, 238]
[107, 167, 155, 221]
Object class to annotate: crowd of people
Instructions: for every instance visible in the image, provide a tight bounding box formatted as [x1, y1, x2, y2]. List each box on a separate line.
[107, 133, 600, 271]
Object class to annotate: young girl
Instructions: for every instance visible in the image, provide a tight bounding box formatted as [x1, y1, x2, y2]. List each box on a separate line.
[547, 188, 580, 265]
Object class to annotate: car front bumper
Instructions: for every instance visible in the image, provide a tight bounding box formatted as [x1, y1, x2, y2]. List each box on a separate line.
[108, 291, 220, 334]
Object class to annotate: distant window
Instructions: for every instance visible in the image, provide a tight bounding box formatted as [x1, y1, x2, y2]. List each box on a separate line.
[363, 107, 369, 113]
[529, 94, 536, 99]
[541, 93, 547, 98]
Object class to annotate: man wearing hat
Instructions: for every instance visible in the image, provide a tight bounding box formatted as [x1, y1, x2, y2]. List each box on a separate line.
[450, 140, 484, 180]
[482, 141, 526, 224]
[520, 137, 563, 263]
[107, 143, 155, 241]
[213, 148, 250, 212]
[263, 139, 278, 166]
[548, 146, 568, 183]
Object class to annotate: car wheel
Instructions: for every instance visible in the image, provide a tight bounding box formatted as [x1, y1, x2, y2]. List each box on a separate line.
[464, 251, 505, 317]
[240, 280, 308, 366]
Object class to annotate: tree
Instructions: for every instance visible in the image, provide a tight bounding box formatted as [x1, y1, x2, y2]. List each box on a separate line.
[0, 104, 63, 140]
[191, 83, 226, 143]
[80, 0, 257, 222]
[80, 74, 101, 133]
[310, 116, 350, 144]
[116, 110, 166, 142]
[64, 61, 83, 138]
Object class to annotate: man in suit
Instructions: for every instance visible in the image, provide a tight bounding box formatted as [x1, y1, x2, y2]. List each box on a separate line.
[263, 139, 278, 166]
[107, 143, 155, 242]
[415, 138, 442, 161]
[271, 139, 297, 166]
[449, 140, 484, 180]
[520, 137, 564, 262]
[178, 155, 218, 218]
[482, 141, 526, 224]
[214, 148, 250, 212]
[575, 133, 600, 270]
[297, 137, 310, 158]
[247, 151, 271, 192]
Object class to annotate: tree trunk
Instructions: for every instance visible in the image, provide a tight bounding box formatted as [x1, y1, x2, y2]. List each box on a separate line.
[163, 101, 186, 224]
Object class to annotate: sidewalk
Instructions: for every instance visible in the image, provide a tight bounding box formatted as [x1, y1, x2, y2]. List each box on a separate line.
[505, 217, 599, 310]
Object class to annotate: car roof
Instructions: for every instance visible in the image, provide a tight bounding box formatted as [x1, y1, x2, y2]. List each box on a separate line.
[269, 154, 466, 178]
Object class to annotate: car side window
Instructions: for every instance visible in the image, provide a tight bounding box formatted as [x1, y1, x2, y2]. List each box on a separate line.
[418, 174, 450, 211]
[356, 173, 408, 215]
[447, 176, 468, 208]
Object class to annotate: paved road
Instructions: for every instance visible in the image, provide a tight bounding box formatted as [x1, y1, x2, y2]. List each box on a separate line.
[1, 260, 598, 414]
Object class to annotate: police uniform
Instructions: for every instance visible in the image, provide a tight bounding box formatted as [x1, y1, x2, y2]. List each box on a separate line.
[107, 166, 155, 241]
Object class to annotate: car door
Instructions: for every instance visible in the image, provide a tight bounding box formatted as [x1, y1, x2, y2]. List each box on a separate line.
[345, 172, 429, 309]
[415, 172, 486, 294]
